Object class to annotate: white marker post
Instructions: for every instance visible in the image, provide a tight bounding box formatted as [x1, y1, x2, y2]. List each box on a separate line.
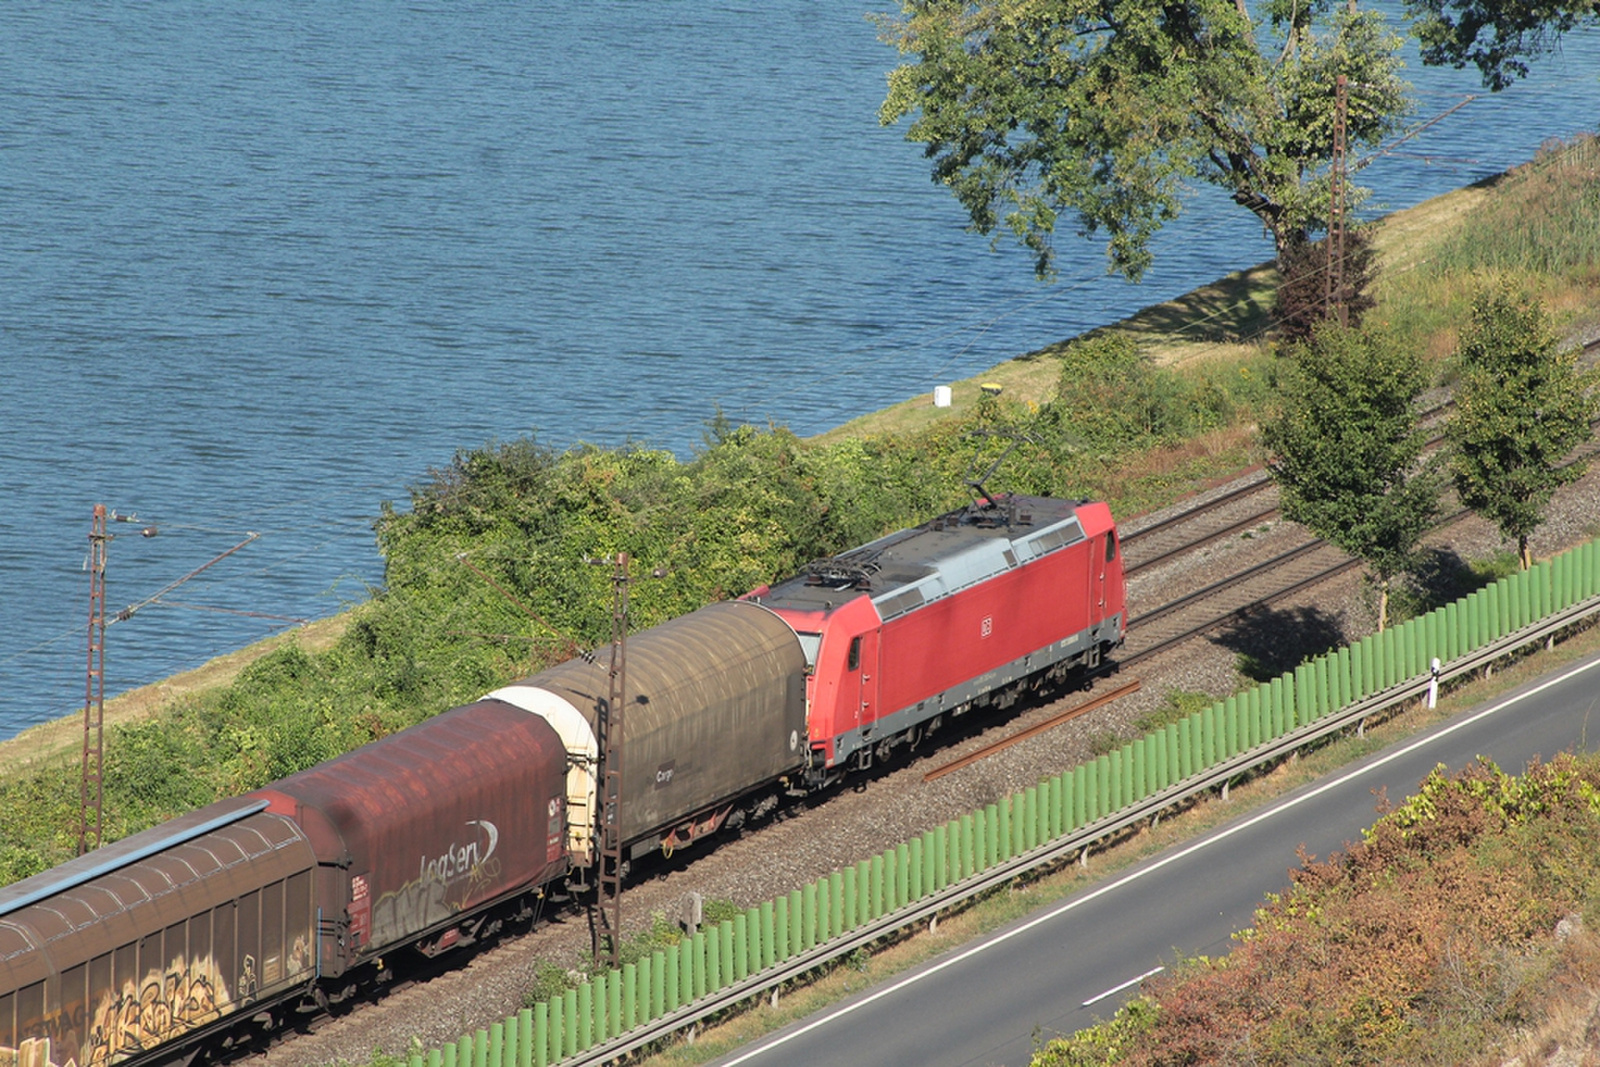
[1428, 657, 1441, 709]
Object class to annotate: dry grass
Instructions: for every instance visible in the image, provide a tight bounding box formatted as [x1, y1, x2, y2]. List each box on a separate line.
[1093, 425, 1263, 514]
[1493, 926, 1600, 1066]
[1372, 135, 1600, 373]
[1070, 260, 1282, 364]
[1368, 183, 1493, 278]
[809, 359, 1064, 445]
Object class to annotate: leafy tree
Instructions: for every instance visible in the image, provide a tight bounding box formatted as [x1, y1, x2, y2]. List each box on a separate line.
[1406, 0, 1600, 89]
[877, 0, 1408, 281]
[1446, 286, 1597, 569]
[1274, 226, 1381, 341]
[1262, 324, 1440, 629]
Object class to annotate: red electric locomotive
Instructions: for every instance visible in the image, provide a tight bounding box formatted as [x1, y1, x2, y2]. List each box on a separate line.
[748, 493, 1126, 787]
[491, 492, 1126, 868]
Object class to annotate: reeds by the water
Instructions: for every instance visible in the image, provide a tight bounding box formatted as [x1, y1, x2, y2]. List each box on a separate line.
[1374, 131, 1599, 360]
[1426, 133, 1600, 279]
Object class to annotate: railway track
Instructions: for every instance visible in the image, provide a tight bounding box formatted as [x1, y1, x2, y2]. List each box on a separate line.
[1118, 342, 1600, 668]
[1120, 472, 1278, 577]
[1115, 388, 1480, 580]
[1123, 539, 1360, 666]
[921, 680, 1143, 782]
[1120, 407, 1600, 671]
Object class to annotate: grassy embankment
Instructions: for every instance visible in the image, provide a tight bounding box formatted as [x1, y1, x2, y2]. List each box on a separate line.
[2, 134, 1595, 899]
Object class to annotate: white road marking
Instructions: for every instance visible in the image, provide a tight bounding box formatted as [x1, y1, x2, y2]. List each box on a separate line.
[1083, 966, 1165, 1007]
[716, 653, 1600, 1066]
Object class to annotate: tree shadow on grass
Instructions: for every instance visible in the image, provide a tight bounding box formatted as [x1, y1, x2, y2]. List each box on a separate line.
[1211, 603, 1348, 682]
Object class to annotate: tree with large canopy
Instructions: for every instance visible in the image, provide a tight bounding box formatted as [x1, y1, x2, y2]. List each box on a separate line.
[878, 0, 1410, 282]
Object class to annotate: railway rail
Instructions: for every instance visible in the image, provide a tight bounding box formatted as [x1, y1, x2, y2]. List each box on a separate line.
[1117, 348, 1600, 671]
[921, 680, 1143, 782]
[1120, 474, 1278, 578]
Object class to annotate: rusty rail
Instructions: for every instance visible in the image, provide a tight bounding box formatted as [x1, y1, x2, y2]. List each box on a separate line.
[923, 679, 1142, 782]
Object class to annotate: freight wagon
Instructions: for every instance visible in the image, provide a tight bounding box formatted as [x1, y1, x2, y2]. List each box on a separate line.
[0, 802, 316, 1067]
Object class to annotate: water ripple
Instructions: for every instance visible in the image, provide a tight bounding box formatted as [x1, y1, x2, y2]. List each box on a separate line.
[2, 0, 1597, 735]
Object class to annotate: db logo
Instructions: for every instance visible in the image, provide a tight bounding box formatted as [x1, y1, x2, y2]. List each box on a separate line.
[980, 616, 993, 638]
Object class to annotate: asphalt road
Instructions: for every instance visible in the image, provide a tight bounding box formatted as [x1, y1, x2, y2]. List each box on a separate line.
[711, 650, 1600, 1067]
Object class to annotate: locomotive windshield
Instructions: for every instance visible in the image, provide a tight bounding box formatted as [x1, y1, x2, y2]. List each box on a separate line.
[796, 632, 821, 671]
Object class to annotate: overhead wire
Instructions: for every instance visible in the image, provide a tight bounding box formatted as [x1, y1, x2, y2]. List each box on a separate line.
[0, 510, 382, 724]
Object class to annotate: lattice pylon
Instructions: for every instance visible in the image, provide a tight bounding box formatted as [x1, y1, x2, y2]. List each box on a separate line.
[79, 504, 107, 856]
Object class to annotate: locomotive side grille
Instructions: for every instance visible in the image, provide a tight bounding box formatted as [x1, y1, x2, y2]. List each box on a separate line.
[1016, 517, 1084, 560]
[873, 587, 926, 621]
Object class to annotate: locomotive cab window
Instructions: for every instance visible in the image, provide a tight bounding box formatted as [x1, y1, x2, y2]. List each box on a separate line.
[796, 632, 821, 672]
[1105, 533, 1118, 562]
[847, 636, 862, 671]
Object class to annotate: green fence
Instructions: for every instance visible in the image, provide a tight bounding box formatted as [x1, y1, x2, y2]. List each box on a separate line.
[408, 538, 1600, 1067]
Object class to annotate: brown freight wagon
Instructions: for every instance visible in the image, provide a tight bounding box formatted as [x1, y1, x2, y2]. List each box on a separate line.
[251, 698, 569, 976]
[0, 802, 317, 1067]
[486, 599, 808, 864]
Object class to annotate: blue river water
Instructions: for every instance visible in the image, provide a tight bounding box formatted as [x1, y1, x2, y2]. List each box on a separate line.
[2, 2, 1597, 739]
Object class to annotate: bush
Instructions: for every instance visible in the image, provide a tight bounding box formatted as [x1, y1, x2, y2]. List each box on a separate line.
[1056, 753, 1600, 1065]
[102, 718, 218, 824]
[522, 960, 574, 1008]
[1047, 334, 1249, 459]
[1274, 229, 1379, 342]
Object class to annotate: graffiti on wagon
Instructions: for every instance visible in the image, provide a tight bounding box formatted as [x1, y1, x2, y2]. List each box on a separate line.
[361, 820, 502, 949]
[2, 937, 311, 1067]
